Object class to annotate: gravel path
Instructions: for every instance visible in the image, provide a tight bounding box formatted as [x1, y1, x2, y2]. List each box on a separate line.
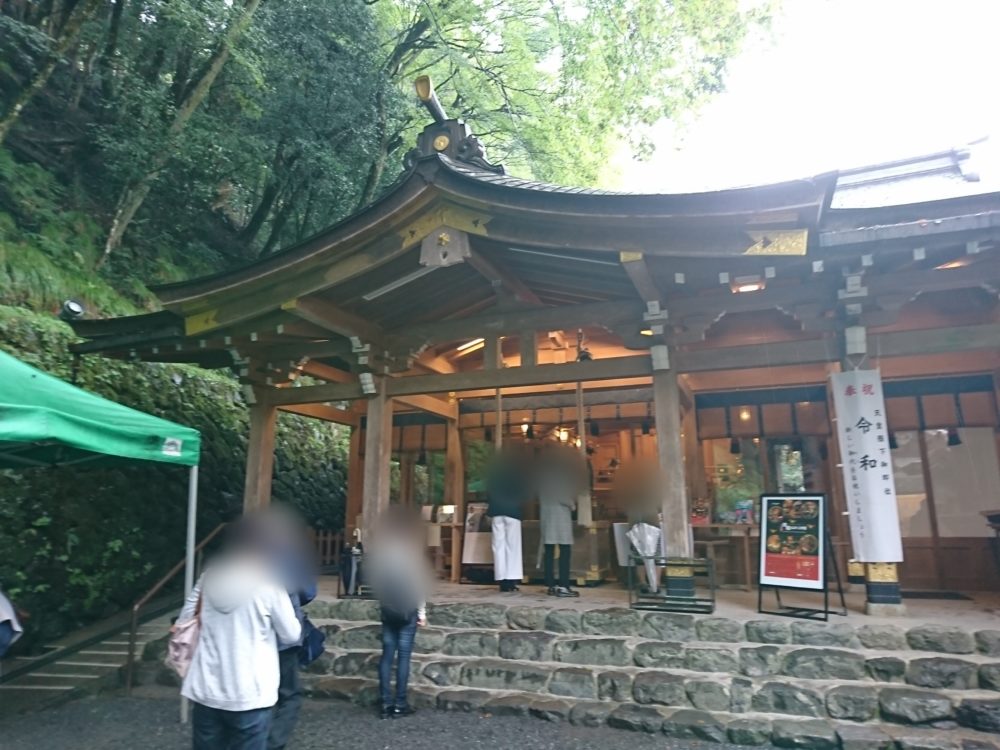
[0, 690, 768, 750]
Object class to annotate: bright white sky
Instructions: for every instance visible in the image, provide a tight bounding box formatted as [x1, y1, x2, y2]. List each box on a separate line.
[611, 0, 1000, 192]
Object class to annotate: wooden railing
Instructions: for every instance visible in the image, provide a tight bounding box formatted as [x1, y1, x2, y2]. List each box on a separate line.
[124, 522, 228, 694]
[311, 529, 343, 570]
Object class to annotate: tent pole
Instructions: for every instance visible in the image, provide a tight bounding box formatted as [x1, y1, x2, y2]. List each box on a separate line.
[181, 465, 199, 724]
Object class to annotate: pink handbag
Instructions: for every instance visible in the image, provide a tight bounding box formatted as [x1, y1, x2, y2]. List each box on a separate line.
[165, 591, 202, 679]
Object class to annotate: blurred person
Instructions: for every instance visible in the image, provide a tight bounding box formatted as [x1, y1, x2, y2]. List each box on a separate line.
[536, 443, 586, 597]
[247, 506, 319, 750]
[366, 506, 431, 719]
[0, 587, 25, 659]
[486, 446, 530, 592]
[176, 515, 301, 750]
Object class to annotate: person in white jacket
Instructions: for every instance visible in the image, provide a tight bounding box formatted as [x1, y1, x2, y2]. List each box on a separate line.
[176, 521, 301, 750]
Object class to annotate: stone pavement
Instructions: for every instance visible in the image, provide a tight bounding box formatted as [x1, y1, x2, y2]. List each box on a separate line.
[0, 690, 763, 750]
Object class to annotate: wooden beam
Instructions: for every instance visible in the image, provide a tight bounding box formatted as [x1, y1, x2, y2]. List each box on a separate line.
[389, 300, 644, 349]
[244, 401, 277, 511]
[467, 249, 542, 305]
[870, 323, 1000, 358]
[676, 338, 838, 372]
[519, 331, 537, 367]
[393, 393, 458, 420]
[444, 420, 465, 583]
[299, 360, 354, 383]
[278, 403, 357, 425]
[361, 384, 393, 536]
[282, 296, 384, 344]
[620, 252, 664, 307]
[653, 366, 691, 557]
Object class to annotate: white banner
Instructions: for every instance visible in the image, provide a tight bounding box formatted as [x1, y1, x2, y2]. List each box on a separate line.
[830, 370, 903, 562]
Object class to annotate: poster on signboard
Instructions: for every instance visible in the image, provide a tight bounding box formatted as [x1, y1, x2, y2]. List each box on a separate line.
[758, 493, 825, 591]
[830, 369, 903, 562]
[462, 502, 494, 565]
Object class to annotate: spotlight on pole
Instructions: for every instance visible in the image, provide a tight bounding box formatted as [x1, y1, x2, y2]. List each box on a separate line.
[59, 299, 86, 322]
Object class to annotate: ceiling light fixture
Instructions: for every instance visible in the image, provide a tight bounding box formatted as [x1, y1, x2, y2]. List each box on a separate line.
[639, 328, 654, 336]
[456, 337, 485, 352]
[935, 259, 970, 270]
[730, 276, 766, 294]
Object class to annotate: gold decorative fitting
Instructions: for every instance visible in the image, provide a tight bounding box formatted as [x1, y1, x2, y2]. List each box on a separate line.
[865, 562, 899, 583]
[436, 232, 451, 246]
[665, 566, 693, 578]
[744, 229, 809, 256]
[848, 561, 865, 578]
[433, 134, 450, 151]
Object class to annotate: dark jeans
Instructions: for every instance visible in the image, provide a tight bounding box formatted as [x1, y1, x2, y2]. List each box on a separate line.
[0, 621, 16, 658]
[192, 702, 272, 750]
[267, 647, 302, 750]
[379, 615, 417, 709]
[544, 544, 572, 589]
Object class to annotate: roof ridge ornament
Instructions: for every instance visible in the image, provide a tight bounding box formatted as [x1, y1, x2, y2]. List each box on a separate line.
[404, 76, 505, 175]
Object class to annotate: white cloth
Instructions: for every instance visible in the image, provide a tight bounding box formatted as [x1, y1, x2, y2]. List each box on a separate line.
[491, 516, 523, 581]
[178, 556, 301, 712]
[0, 589, 24, 646]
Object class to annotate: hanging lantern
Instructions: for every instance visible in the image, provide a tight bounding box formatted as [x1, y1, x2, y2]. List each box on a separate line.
[729, 438, 741, 455]
[888, 433, 899, 450]
[417, 423, 428, 465]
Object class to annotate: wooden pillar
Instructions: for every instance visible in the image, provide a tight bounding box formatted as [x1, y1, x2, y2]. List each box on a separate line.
[244, 400, 277, 512]
[399, 452, 416, 506]
[361, 382, 393, 538]
[519, 331, 537, 368]
[444, 419, 465, 582]
[652, 348, 691, 559]
[683, 406, 707, 502]
[345, 427, 364, 538]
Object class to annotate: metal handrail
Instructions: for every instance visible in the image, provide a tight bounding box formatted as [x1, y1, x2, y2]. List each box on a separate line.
[124, 522, 228, 693]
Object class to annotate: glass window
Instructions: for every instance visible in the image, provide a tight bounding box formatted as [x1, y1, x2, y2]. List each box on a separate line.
[924, 427, 1000, 537]
[705, 438, 764, 523]
[769, 439, 805, 493]
[891, 431, 932, 537]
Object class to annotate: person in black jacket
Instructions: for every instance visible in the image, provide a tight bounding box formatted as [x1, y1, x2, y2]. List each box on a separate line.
[486, 446, 530, 592]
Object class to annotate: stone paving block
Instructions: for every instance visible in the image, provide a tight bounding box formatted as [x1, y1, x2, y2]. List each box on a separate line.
[961, 740, 1000, 750]
[895, 735, 961, 750]
[906, 657, 979, 690]
[745, 620, 791, 644]
[329, 599, 379, 621]
[727, 717, 772, 746]
[333, 652, 377, 678]
[661, 709, 727, 743]
[498, 631, 556, 662]
[633, 640, 685, 668]
[413, 627, 447, 654]
[979, 663, 1000, 690]
[976, 631, 1000, 657]
[303, 600, 337, 619]
[409, 687, 442, 710]
[696, 617, 744, 643]
[436, 688, 493, 712]
[956, 698, 1000, 733]
[544, 610, 582, 634]
[907, 625, 976, 655]
[782, 647, 867, 680]
[598, 671, 633, 702]
[868, 656, 908, 683]
[879, 687, 955, 724]
[307, 676, 372, 701]
[335, 624, 381, 650]
[429, 603, 508, 629]
[482, 694, 530, 717]
[685, 645, 739, 673]
[684, 679, 730, 712]
[304, 651, 337, 675]
[549, 667, 597, 699]
[507, 606, 548, 631]
[825, 684, 879, 721]
[422, 660, 462, 687]
[857, 623, 909, 651]
[581, 607, 643, 636]
[460, 659, 551, 692]
[739, 645, 782, 677]
[553, 637, 631, 666]
[569, 701, 615, 727]
[606, 704, 668, 733]
[730, 677, 753, 713]
[632, 671, 688, 707]
[529, 697, 572, 722]
[836, 724, 893, 750]
[790, 621, 861, 648]
[770, 718, 837, 749]
[640, 612, 696, 642]
[354, 682, 381, 707]
[751, 682, 825, 717]
[443, 631, 499, 658]
[318, 623, 342, 640]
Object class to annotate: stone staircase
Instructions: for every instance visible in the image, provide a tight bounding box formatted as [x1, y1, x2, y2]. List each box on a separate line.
[0, 617, 172, 717]
[302, 598, 1000, 749]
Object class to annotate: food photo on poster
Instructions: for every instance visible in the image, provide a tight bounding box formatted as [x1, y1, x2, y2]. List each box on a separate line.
[759, 494, 825, 591]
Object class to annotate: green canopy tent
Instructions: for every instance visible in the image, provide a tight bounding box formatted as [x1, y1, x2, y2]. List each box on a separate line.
[0, 349, 203, 600]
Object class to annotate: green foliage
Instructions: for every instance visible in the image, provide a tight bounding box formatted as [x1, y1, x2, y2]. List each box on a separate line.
[0, 305, 349, 649]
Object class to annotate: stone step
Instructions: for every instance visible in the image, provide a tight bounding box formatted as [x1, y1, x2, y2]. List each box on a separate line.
[305, 600, 1000, 659]
[317, 620, 1000, 693]
[311, 645, 999, 727]
[301, 675, 1000, 748]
